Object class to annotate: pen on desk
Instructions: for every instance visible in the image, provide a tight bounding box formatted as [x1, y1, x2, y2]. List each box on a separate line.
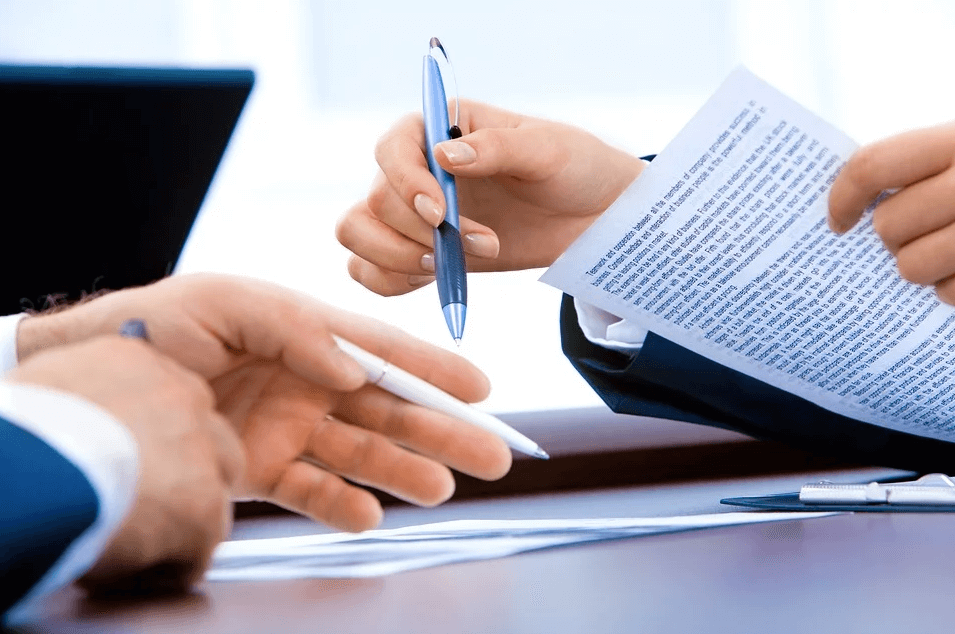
[334, 335, 549, 460]
[422, 37, 468, 345]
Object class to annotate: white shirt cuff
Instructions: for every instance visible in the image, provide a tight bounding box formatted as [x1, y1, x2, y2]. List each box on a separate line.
[573, 298, 648, 352]
[0, 313, 26, 374]
[0, 383, 139, 622]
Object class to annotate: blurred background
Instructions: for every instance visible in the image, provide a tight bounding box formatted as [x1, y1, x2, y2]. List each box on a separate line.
[2, 0, 953, 418]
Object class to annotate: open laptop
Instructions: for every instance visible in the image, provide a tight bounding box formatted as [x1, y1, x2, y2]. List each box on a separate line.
[0, 64, 254, 315]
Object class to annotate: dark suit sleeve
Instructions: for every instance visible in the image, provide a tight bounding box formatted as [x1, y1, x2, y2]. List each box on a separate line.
[0, 416, 99, 616]
[560, 294, 955, 472]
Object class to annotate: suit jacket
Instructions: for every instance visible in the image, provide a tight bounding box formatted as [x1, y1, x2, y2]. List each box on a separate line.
[0, 416, 98, 615]
[560, 294, 955, 472]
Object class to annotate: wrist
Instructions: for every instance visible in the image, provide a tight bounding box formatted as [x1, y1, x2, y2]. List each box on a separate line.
[17, 311, 75, 363]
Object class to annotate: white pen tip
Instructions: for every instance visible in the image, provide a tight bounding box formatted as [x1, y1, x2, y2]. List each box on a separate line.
[533, 447, 550, 460]
[454, 338, 462, 347]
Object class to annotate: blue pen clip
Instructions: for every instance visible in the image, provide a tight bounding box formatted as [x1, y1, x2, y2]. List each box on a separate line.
[423, 37, 468, 343]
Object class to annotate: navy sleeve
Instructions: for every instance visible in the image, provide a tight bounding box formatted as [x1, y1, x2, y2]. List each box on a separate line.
[0, 416, 99, 615]
[560, 293, 955, 472]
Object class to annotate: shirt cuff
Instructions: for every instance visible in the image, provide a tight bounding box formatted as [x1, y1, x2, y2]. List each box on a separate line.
[0, 314, 26, 375]
[0, 383, 139, 621]
[573, 298, 648, 352]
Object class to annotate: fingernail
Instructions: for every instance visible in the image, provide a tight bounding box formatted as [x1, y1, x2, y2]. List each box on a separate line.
[463, 233, 499, 258]
[414, 194, 443, 226]
[438, 140, 477, 166]
[408, 275, 435, 287]
[420, 252, 435, 272]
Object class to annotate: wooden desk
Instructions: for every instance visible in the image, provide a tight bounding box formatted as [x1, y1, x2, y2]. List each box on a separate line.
[15, 468, 955, 634]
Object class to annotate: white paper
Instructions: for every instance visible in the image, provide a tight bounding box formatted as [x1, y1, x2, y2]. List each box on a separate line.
[541, 67, 955, 443]
[208, 512, 833, 581]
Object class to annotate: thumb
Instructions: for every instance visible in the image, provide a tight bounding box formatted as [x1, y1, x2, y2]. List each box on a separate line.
[434, 126, 568, 182]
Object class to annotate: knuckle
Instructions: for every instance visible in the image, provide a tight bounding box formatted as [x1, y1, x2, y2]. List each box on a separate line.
[334, 211, 357, 249]
[373, 131, 395, 166]
[344, 432, 379, 474]
[365, 182, 389, 216]
[348, 259, 404, 297]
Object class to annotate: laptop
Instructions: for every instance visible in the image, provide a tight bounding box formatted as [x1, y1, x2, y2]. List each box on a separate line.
[0, 64, 255, 315]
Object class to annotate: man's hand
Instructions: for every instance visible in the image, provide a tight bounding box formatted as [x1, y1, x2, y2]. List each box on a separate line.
[828, 122, 955, 304]
[17, 274, 513, 532]
[9, 337, 244, 594]
[336, 99, 645, 296]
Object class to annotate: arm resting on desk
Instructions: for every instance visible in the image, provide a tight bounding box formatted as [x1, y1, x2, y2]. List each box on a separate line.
[559, 293, 955, 472]
[0, 416, 99, 615]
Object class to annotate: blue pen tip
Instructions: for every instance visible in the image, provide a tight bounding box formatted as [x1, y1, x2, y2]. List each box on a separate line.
[443, 303, 466, 343]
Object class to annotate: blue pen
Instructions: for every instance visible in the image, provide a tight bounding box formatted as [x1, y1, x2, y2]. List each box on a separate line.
[422, 37, 467, 345]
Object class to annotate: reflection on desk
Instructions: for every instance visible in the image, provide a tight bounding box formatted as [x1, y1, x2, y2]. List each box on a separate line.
[19, 467, 955, 634]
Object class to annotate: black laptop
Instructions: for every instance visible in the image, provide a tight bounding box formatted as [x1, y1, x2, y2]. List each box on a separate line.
[0, 65, 254, 315]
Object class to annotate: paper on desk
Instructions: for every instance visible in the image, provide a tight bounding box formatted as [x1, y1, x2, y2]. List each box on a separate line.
[208, 512, 833, 581]
[541, 66, 955, 443]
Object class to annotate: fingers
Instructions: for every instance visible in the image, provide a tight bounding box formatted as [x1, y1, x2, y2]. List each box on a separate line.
[334, 385, 512, 481]
[304, 414, 456, 507]
[337, 194, 500, 295]
[829, 123, 955, 233]
[331, 318, 492, 404]
[870, 170, 955, 253]
[80, 477, 232, 595]
[366, 171, 439, 246]
[270, 460, 384, 532]
[895, 222, 955, 286]
[347, 254, 435, 297]
[374, 112, 447, 227]
[433, 125, 570, 182]
[336, 198, 433, 277]
[935, 275, 955, 306]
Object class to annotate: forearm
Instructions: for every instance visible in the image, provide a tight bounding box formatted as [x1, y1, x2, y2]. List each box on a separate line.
[0, 383, 138, 622]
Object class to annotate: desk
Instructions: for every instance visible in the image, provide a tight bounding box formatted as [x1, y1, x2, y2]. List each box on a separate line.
[16, 467, 955, 634]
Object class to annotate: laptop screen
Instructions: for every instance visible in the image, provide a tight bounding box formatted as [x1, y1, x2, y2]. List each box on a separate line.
[0, 65, 254, 315]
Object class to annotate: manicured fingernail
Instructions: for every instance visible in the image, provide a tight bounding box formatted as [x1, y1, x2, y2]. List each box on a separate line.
[463, 233, 499, 258]
[438, 140, 477, 166]
[408, 275, 435, 287]
[414, 194, 443, 226]
[420, 252, 435, 272]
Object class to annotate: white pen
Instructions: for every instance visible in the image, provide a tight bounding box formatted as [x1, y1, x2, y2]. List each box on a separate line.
[333, 336, 549, 460]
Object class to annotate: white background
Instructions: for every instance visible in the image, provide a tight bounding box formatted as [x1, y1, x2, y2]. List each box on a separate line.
[2, 0, 954, 416]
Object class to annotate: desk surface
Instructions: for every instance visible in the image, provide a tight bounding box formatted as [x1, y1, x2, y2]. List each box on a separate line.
[16, 467, 955, 634]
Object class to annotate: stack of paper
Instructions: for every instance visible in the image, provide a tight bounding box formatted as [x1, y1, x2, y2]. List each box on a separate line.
[209, 512, 833, 581]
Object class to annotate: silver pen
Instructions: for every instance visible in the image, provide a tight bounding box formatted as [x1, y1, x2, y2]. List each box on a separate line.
[334, 336, 549, 459]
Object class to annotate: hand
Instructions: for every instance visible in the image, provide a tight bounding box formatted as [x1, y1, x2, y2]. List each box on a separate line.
[336, 99, 645, 296]
[8, 336, 244, 594]
[17, 274, 512, 532]
[828, 122, 955, 304]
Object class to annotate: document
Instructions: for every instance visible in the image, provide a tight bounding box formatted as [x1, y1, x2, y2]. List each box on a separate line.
[208, 512, 833, 581]
[541, 67, 955, 443]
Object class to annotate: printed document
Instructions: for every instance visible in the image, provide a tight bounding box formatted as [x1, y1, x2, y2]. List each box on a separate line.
[208, 512, 832, 581]
[541, 67, 955, 442]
